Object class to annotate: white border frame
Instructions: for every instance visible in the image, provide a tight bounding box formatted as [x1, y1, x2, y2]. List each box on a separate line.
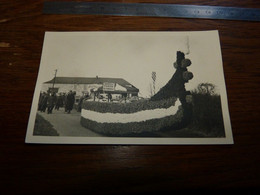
[25, 30, 233, 145]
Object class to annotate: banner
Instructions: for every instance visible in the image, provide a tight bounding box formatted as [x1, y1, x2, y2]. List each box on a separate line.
[103, 82, 115, 91]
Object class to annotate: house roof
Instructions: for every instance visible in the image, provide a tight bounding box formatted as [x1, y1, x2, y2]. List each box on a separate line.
[44, 77, 139, 93]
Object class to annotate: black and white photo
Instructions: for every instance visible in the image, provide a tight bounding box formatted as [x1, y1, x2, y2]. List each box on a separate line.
[25, 31, 233, 144]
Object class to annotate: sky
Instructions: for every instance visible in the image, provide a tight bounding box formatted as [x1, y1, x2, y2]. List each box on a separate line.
[37, 31, 226, 98]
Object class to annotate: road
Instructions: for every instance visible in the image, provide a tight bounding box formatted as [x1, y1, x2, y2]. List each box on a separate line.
[38, 109, 101, 137]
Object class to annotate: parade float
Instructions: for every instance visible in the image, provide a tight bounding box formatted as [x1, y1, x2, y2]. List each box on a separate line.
[80, 51, 193, 136]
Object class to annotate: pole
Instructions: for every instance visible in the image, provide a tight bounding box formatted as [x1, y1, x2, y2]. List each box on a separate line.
[152, 71, 156, 95]
[52, 69, 57, 90]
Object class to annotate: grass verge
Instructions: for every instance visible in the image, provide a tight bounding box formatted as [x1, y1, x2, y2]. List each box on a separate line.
[33, 113, 59, 136]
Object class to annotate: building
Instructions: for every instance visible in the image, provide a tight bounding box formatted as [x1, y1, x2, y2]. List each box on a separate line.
[42, 76, 139, 100]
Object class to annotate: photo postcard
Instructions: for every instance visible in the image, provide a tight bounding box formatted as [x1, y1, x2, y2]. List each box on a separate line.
[25, 30, 233, 144]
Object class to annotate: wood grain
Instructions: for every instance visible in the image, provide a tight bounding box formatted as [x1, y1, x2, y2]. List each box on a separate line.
[0, 0, 259, 194]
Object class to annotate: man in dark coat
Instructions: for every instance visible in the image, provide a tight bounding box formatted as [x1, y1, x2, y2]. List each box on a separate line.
[40, 93, 48, 112]
[55, 93, 64, 110]
[38, 92, 43, 111]
[47, 92, 56, 114]
[65, 91, 75, 114]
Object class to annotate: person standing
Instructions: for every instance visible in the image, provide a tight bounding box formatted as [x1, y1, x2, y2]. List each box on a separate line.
[77, 92, 90, 112]
[47, 92, 56, 114]
[55, 93, 63, 110]
[77, 93, 84, 112]
[65, 91, 75, 114]
[38, 92, 43, 111]
[107, 93, 112, 102]
[40, 93, 48, 112]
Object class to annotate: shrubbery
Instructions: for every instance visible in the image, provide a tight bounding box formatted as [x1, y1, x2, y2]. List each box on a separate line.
[81, 81, 225, 137]
[80, 108, 183, 136]
[81, 96, 186, 136]
[82, 97, 178, 114]
[191, 92, 225, 137]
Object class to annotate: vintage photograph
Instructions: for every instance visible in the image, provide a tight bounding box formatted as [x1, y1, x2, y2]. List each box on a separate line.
[26, 31, 233, 144]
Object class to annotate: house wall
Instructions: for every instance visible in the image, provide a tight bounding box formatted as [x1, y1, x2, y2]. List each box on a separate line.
[41, 82, 138, 98]
[41, 83, 102, 96]
[115, 84, 127, 92]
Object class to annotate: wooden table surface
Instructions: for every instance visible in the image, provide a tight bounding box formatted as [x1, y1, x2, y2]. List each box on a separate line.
[1, 0, 259, 194]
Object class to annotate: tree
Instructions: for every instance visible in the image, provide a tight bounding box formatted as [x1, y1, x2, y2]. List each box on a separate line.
[191, 83, 225, 136]
[194, 83, 216, 95]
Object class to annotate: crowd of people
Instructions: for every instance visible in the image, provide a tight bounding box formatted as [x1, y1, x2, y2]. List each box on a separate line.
[37, 89, 137, 115]
[38, 90, 77, 114]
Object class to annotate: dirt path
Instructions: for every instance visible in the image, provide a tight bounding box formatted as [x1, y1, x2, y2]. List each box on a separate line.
[38, 109, 101, 137]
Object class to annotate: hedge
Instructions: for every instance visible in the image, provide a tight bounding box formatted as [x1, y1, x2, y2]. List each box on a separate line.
[82, 97, 177, 114]
[191, 93, 225, 137]
[80, 107, 184, 136]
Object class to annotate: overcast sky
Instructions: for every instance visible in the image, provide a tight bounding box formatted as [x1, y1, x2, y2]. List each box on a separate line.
[37, 31, 226, 97]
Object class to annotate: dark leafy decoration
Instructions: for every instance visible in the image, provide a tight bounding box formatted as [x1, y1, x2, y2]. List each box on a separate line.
[151, 51, 193, 102]
[82, 97, 177, 114]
